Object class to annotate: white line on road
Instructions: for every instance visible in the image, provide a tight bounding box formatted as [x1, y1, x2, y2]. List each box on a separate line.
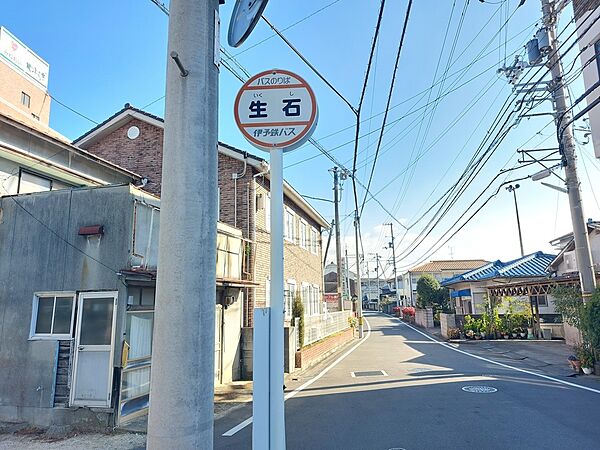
[222, 317, 373, 437]
[396, 317, 600, 395]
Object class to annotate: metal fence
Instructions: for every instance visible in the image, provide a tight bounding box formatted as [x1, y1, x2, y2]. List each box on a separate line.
[296, 310, 352, 349]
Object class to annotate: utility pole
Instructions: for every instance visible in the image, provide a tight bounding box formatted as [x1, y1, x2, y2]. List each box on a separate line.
[506, 183, 525, 256]
[354, 213, 364, 338]
[385, 223, 399, 307]
[330, 167, 344, 310]
[542, 0, 596, 299]
[373, 253, 381, 310]
[344, 247, 350, 308]
[366, 259, 371, 307]
[147, 1, 219, 448]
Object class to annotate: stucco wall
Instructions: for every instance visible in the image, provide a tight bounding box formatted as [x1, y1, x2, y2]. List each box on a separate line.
[0, 185, 134, 426]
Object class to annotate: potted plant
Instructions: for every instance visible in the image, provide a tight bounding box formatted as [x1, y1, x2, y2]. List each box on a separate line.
[578, 345, 595, 375]
[568, 354, 581, 373]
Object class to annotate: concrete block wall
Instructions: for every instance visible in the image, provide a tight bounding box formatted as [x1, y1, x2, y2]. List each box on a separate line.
[415, 308, 434, 328]
[440, 313, 456, 339]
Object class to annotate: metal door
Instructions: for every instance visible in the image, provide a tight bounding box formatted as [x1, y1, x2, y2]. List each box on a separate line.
[70, 292, 118, 407]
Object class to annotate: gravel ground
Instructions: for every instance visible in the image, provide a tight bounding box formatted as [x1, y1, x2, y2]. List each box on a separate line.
[0, 430, 146, 450]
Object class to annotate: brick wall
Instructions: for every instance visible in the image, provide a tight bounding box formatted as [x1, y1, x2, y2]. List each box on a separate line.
[84, 118, 164, 196]
[253, 177, 325, 324]
[295, 327, 354, 369]
[81, 115, 326, 328]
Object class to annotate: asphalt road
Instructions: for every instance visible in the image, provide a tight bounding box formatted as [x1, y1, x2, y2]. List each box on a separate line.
[215, 312, 600, 450]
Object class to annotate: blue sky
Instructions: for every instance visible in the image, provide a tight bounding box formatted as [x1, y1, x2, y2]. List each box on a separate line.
[4, 0, 600, 277]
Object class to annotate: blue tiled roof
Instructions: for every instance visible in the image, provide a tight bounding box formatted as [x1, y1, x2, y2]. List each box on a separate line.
[441, 251, 556, 286]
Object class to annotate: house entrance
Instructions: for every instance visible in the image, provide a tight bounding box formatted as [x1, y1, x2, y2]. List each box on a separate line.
[70, 291, 118, 408]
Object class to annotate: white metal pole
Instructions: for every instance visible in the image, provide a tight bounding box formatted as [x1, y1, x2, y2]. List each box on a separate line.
[269, 148, 286, 449]
[147, 0, 218, 448]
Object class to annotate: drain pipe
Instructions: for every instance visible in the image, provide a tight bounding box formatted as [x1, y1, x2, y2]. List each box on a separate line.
[232, 153, 248, 228]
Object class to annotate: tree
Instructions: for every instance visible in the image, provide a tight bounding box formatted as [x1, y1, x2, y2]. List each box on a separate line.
[416, 274, 451, 312]
[416, 274, 441, 307]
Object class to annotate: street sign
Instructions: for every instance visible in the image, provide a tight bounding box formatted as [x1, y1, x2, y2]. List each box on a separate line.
[228, 0, 269, 48]
[234, 69, 318, 152]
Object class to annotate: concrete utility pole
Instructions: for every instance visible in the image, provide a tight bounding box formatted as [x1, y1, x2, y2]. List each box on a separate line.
[506, 184, 525, 257]
[374, 253, 381, 310]
[147, 1, 219, 448]
[345, 247, 350, 304]
[385, 223, 399, 307]
[331, 167, 344, 310]
[542, 0, 596, 299]
[354, 213, 364, 338]
[366, 259, 371, 306]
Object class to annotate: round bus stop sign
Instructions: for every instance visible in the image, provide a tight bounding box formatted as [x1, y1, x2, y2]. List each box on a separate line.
[234, 69, 318, 152]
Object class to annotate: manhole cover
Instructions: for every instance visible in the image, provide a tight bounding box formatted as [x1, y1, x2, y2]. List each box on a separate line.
[461, 385, 497, 394]
[351, 370, 388, 377]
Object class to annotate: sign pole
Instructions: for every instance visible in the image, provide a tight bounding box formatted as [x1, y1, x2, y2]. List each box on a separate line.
[269, 148, 286, 449]
[233, 68, 317, 450]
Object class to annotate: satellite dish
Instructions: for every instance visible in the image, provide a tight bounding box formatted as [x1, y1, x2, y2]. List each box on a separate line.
[228, 0, 269, 48]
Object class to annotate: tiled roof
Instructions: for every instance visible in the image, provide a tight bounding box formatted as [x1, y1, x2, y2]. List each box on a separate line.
[409, 260, 489, 273]
[441, 252, 556, 286]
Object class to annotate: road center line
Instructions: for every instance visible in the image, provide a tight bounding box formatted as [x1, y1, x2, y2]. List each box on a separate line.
[395, 316, 600, 395]
[222, 317, 373, 437]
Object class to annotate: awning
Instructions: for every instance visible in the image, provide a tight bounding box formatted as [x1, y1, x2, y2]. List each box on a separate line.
[217, 278, 260, 288]
[450, 289, 471, 298]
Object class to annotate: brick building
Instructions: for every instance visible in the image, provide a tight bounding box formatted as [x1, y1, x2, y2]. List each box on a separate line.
[73, 104, 329, 327]
[0, 27, 51, 125]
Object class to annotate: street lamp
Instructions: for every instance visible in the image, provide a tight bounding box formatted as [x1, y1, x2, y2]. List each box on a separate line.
[506, 184, 525, 257]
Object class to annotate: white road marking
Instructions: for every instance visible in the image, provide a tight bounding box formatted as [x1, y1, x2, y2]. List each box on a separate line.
[222, 317, 373, 437]
[396, 317, 600, 395]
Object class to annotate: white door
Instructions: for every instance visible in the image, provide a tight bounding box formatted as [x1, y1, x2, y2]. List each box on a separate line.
[70, 292, 118, 407]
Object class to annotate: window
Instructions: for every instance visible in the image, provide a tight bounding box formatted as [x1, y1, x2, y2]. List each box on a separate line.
[310, 285, 321, 316]
[285, 280, 296, 318]
[21, 91, 30, 108]
[310, 228, 318, 254]
[299, 220, 308, 249]
[285, 208, 295, 243]
[17, 169, 73, 194]
[265, 194, 271, 232]
[530, 294, 548, 307]
[301, 283, 310, 314]
[30, 292, 76, 339]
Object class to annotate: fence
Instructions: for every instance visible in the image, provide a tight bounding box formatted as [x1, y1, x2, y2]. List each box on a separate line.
[296, 310, 352, 349]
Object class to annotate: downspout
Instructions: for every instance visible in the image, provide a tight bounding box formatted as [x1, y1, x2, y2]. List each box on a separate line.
[232, 153, 248, 228]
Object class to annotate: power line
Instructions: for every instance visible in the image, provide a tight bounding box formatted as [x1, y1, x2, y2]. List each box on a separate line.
[359, 0, 413, 216]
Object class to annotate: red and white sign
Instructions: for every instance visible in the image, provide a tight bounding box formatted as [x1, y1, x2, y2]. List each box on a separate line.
[234, 69, 318, 152]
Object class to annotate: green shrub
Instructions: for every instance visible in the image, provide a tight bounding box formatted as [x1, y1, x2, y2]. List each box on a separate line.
[291, 293, 305, 348]
[581, 290, 600, 352]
